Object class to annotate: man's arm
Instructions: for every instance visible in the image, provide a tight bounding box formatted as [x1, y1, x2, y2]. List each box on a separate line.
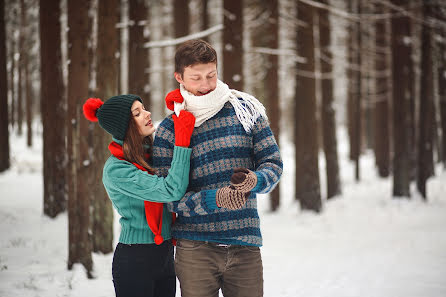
[250, 116, 283, 194]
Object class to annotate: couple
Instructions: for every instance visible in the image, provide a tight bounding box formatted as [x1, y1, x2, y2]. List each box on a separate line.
[83, 40, 283, 297]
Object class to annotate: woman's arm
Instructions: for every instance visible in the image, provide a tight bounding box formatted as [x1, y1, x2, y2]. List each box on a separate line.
[103, 146, 192, 202]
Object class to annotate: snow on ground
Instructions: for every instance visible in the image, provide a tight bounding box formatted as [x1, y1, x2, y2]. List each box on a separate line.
[1, 130, 446, 297]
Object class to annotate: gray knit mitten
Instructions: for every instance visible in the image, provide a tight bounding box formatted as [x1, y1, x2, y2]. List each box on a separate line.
[216, 187, 250, 210]
[230, 168, 258, 192]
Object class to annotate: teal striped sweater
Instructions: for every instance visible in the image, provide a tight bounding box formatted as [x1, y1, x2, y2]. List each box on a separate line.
[153, 101, 283, 246]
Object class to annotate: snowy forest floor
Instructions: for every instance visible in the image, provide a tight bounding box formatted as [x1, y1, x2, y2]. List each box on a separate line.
[1, 130, 446, 297]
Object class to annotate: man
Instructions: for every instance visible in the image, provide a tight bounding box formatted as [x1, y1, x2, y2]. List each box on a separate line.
[153, 39, 283, 297]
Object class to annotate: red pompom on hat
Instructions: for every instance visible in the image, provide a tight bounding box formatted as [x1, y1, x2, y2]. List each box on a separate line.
[83, 98, 104, 122]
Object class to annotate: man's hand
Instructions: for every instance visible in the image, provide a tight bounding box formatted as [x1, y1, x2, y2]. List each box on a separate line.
[216, 186, 250, 210]
[230, 168, 257, 192]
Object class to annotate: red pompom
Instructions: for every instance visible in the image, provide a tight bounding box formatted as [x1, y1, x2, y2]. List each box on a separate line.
[154, 234, 164, 245]
[83, 98, 103, 122]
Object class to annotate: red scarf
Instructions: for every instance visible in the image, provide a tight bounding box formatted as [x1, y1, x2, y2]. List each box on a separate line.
[108, 141, 175, 245]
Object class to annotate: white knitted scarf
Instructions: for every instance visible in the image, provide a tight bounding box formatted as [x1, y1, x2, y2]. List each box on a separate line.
[174, 79, 267, 132]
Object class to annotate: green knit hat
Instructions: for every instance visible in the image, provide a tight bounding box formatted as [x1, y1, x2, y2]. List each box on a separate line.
[83, 94, 142, 141]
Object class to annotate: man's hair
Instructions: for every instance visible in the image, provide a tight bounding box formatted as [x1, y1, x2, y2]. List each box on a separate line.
[175, 39, 217, 77]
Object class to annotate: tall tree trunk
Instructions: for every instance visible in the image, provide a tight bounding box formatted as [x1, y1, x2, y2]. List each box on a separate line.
[346, 0, 355, 162]
[374, 3, 390, 177]
[201, 0, 208, 41]
[417, 0, 435, 199]
[91, 0, 118, 254]
[7, 4, 16, 130]
[438, 5, 446, 167]
[251, 0, 280, 211]
[67, 0, 93, 278]
[353, 0, 362, 181]
[17, 0, 25, 136]
[0, 0, 10, 172]
[174, 0, 189, 40]
[128, 0, 149, 103]
[9, 35, 15, 129]
[295, 1, 321, 212]
[223, 0, 243, 90]
[24, 22, 32, 147]
[40, 0, 67, 217]
[319, 0, 341, 199]
[391, 0, 412, 198]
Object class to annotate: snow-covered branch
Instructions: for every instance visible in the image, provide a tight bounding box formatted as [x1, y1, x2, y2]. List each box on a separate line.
[143, 24, 224, 48]
[250, 47, 307, 64]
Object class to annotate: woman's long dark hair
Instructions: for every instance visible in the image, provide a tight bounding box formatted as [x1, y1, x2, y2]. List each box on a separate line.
[123, 116, 156, 174]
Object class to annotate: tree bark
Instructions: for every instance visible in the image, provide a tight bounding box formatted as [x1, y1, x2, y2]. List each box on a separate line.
[374, 3, 390, 177]
[7, 2, 16, 129]
[353, 0, 362, 181]
[346, 0, 356, 162]
[91, 0, 119, 254]
[251, 0, 280, 211]
[128, 0, 149, 103]
[67, 0, 93, 278]
[201, 0, 208, 41]
[223, 0, 243, 90]
[295, 1, 321, 212]
[174, 0, 189, 40]
[24, 17, 32, 147]
[391, 0, 412, 198]
[438, 5, 446, 167]
[17, 0, 25, 136]
[417, 0, 435, 199]
[0, 0, 10, 172]
[319, 0, 341, 199]
[40, 0, 67, 217]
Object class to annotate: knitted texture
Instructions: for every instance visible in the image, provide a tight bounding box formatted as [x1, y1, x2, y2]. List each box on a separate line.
[102, 143, 192, 244]
[96, 94, 141, 141]
[215, 186, 249, 209]
[153, 101, 283, 247]
[173, 110, 196, 147]
[230, 168, 258, 192]
[165, 88, 183, 111]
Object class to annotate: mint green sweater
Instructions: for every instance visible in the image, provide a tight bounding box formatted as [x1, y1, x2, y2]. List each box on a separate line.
[102, 145, 192, 244]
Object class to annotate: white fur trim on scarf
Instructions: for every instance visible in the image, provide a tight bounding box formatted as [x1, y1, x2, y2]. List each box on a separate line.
[174, 79, 267, 132]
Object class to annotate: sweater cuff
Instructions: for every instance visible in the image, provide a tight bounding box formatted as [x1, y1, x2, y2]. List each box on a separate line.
[251, 172, 265, 194]
[203, 189, 219, 210]
[172, 146, 192, 163]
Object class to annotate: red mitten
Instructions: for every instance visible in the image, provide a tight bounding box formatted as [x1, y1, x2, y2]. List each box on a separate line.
[165, 89, 184, 111]
[173, 110, 196, 147]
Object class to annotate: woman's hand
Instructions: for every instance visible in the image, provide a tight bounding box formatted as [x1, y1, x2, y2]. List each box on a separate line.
[173, 110, 195, 147]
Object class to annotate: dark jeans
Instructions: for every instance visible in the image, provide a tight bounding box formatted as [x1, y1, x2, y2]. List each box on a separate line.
[112, 240, 176, 297]
[175, 239, 263, 297]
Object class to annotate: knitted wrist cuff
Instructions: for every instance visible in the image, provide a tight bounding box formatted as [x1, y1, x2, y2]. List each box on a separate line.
[203, 189, 219, 210]
[251, 172, 265, 193]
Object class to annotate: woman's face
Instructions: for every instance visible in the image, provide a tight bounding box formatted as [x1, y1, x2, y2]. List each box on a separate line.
[131, 100, 155, 137]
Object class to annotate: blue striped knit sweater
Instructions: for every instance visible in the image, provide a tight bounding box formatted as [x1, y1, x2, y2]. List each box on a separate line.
[153, 101, 283, 246]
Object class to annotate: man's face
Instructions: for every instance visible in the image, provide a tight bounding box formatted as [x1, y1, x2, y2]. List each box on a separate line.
[174, 63, 217, 96]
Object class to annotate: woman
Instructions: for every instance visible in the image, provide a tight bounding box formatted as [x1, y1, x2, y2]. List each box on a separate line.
[83, 94, 195, 297]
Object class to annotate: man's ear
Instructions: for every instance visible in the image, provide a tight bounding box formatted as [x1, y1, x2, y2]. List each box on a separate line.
[174, 72, 184, 84]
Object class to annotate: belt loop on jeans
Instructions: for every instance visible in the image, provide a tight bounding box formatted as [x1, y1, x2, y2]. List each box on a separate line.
[205, 241, 232, 248]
